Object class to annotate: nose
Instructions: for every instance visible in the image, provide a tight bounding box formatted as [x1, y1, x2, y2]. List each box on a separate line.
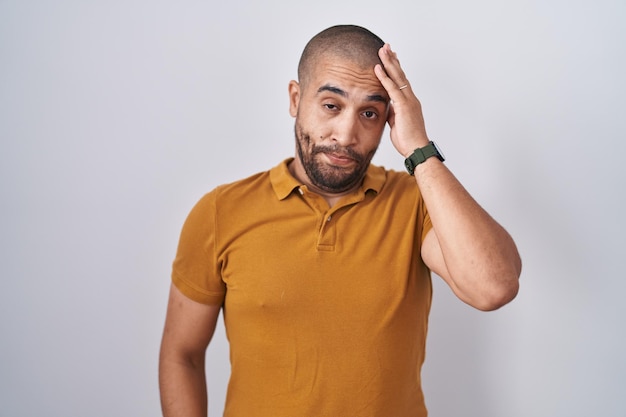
[331, 113, 358, 147]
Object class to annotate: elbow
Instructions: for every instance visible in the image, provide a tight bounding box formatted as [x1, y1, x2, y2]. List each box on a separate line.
[448, 252, 523, 311]
[474, 264, 521, 311]
[478, 253, 522, 311]
[473, 278, 519, 311]
[463, 259, 521, 311]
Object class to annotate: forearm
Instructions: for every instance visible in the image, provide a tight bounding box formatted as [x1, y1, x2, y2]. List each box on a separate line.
[159, 354, 208, 417]
[416, 157, 521, 310]
[373, 44, 520, 309]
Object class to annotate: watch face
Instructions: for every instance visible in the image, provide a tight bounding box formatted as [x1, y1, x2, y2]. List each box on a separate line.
[432, 141, 445, 161]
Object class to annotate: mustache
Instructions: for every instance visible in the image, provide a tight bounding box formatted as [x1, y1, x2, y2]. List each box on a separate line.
[311, 144, 364, 163]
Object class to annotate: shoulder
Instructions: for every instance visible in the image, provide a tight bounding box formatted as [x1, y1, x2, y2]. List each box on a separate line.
[214, 169, 271, 198]
[191, 165, 284, 219]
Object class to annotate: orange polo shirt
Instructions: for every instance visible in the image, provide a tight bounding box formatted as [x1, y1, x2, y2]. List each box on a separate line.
[172, 159, 433, 417]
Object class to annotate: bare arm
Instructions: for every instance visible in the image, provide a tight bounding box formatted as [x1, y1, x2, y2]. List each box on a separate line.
[375, 44, 521, 311]
[417, 162, 521, 311]
[159, 284, 222, 416]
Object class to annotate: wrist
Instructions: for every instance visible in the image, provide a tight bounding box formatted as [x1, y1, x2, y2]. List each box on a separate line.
[404, 141, 445, 175]
[400, 139, 430, 158]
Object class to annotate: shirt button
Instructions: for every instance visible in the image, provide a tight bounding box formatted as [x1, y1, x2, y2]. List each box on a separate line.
[298, 188, 304, 195]
[327, 215, 332, 222]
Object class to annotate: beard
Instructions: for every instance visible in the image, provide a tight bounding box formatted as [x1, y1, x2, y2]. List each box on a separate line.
[294, 123, 377, 193]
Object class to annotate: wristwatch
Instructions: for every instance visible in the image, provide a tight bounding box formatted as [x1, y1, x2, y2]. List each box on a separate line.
[404, 141, 445, 175]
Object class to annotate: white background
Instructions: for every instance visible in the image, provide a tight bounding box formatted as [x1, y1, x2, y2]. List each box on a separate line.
[1, 1, 624, 416]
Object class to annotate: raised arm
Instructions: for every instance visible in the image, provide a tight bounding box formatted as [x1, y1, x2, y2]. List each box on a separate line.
[159, 284, 222, 416]
[375, 44, 521, 311]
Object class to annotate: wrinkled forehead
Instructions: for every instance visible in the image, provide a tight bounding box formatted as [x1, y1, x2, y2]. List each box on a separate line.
[307, 55, 388, 100]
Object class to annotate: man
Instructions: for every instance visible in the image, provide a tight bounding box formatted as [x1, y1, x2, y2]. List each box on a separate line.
[159, 25, 521, 417]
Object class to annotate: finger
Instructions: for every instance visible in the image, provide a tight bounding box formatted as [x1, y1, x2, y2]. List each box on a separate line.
[374, 63, 410, 114]
[374, 63, 397, 96]
[373, 64, 397, 123]
[374, 64, 408, 106]
[377, 44, 410, 91]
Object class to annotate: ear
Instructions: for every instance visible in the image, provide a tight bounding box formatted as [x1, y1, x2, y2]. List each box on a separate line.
[288, 80, 300, 117]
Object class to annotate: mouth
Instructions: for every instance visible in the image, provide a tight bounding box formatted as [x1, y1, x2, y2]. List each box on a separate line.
[323, 152, 356, 167]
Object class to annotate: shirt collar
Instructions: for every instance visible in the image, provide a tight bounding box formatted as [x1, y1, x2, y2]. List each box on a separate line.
[270, 158, 387, 201]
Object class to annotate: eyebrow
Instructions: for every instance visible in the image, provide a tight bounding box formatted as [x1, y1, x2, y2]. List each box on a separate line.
[317, 84, 389, 104]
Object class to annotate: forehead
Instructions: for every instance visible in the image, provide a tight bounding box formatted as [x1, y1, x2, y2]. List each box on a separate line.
[306, 56, 388, 101]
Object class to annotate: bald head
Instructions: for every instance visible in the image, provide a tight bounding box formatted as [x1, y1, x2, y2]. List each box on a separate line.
[297, 25, 385, 88]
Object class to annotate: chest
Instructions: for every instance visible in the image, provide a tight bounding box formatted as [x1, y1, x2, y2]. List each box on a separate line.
[216, 194, 426, 321]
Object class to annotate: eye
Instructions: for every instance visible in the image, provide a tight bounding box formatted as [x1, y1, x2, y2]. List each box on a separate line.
[323, 103, 339, 111]
[363, 110, 378, 119]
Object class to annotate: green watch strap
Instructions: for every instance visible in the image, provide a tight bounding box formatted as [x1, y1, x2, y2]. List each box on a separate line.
[404, 141, 445, 175]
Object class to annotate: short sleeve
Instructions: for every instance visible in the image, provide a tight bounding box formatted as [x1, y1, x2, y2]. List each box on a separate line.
[420, 208, 433, 244]
[171, 191, 226, 305]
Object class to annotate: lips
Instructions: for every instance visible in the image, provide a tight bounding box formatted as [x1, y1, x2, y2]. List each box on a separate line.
[324, 152, 355, 166]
